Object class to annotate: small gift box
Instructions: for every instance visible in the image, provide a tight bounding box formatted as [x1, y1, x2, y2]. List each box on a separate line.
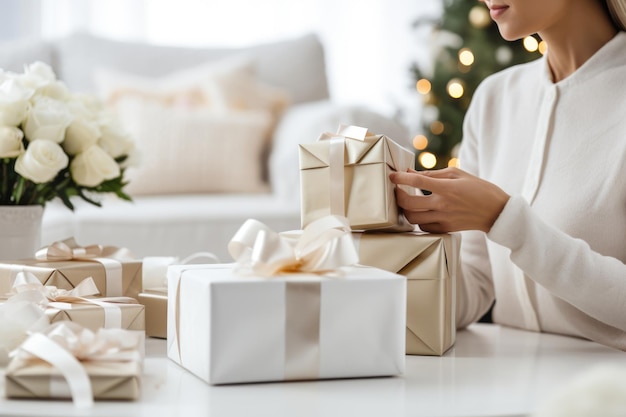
[353, 231, 460, 356]
[5, 322, 143, 405]
[167, 216, 406, 385]
[9, 273, 145, 332]
[0, 238, 142, 300]
[137, 288, 167, 338]
[139, 253, 219, 339]
[299, 125, 415, 231]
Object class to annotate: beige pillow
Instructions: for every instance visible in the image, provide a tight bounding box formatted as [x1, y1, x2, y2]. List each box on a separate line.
[94, 57, 290, 116]
[116, 98, 273, 196]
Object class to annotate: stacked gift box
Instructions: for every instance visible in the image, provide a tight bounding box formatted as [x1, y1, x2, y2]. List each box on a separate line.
[0, 238, 146, 402]
[299, 125, 459, 356]
[164, 124, 460, 386]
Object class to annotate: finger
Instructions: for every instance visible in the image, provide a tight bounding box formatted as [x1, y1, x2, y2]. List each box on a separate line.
[416, 167, 461, 179]
[390, 171, 446, 193]
[403, 208, 442, 225]
[395, 187, 437, 211]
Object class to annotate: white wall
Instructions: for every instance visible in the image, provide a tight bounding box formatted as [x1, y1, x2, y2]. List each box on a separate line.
[3, 0, 442, 128]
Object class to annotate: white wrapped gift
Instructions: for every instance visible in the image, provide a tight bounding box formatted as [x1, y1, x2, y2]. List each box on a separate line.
[167, 216, 406, 385]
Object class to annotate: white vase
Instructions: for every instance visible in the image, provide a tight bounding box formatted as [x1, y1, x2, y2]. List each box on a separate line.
[0, 205, 44, 261]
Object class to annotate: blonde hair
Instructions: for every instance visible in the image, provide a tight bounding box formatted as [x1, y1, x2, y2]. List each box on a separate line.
[607, 0, 626, 30]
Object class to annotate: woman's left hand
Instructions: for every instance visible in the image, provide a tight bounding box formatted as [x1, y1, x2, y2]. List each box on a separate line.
[389, 167, 510, 233]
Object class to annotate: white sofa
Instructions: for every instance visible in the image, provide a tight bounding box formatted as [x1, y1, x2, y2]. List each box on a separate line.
[1, 33, 410, 261]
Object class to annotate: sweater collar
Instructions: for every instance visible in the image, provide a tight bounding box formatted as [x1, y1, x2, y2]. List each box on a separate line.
[540, 31, 626, 88]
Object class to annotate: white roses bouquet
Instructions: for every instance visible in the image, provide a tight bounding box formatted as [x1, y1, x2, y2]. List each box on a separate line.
[0, 61, 135, 209]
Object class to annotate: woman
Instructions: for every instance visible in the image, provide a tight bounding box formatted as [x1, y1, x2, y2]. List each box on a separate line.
[390, 0, 626, 350]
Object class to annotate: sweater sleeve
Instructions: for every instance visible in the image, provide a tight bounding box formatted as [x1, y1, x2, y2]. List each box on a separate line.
[455, 84, 497, 329]
[488, 195, 626, 332]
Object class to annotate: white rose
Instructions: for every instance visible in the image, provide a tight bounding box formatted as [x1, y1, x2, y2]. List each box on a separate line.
[98, 121, 134, 158]
[20, 62, 69, 101]
[0, 126, 25, 158]
[63, 99, 101, 155]
[0, 79, 33, 126]
[70, 145, 120, 187]
[24, 61, 56, 83]
[22, 96, 73, 143]
[15, 139, 69, 184]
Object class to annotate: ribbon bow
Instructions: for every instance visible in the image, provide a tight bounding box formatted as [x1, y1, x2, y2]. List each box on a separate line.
[228, 215, 359, 276]
[12, 322, 142, 408]
[35, 238, 134, 262]
[9, 271, 100, 304]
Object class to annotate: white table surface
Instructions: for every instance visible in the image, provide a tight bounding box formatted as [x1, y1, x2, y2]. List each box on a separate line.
[1, 323, 625, 417]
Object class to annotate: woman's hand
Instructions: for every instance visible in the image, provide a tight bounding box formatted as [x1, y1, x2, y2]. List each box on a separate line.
[389, 167, 510, 233]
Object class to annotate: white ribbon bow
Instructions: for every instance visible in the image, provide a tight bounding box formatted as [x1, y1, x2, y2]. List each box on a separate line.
[228, 215, 359, 276]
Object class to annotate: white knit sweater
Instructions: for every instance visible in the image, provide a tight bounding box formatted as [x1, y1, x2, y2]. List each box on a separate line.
[457, 32, 626, 350]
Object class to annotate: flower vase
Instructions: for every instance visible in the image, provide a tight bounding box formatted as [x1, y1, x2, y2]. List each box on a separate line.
[0, 205, 44, 261]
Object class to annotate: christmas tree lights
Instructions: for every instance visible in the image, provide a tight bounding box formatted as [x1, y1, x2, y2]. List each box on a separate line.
[411, 1, 544, 169]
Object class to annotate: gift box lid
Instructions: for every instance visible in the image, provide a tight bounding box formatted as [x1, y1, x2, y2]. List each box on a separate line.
[299, 134, 413, 171]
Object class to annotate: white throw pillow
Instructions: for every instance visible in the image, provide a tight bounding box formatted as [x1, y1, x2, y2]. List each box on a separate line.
[116, 98, 273, 196]
[94, 57, 290, 116]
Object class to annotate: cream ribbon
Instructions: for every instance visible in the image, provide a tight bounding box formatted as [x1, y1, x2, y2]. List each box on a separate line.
[9, 273, 134, 328]
[174, 215, 358, 380]
[228, 215, 359, 276]
[35, 238, 135, 297]
[11, 322, 143, 408]
[142, 252, 220, 289]
[317, 125, 370, 217]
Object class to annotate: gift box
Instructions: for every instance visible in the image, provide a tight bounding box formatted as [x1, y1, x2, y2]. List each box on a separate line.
[138, 254, 219, 339]
[353, 231, 460, 356]
[137, 288, 167, 338]
[45, 299, 145, 332]
[299, 125, 415, 231]
[167, 263, 406, 385]
[5, 322, 143, 403]
[0, 239, 142, 300]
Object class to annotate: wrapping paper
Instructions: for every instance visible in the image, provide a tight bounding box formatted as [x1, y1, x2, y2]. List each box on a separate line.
[7, 273, 145, 332]
[167, 264, 406, 385]
[138, 253, 219, 339]
[166, 216, 406, 385]
[5, 322, 143, 404]
[353, 231, 460, 356]
[0, 239, 142, 299]
[299, 125, 415, 231]
[138, 288, 167, 338]
[45, 300, 145, 332]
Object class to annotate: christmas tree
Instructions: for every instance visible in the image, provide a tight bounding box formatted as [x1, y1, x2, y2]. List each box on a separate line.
[411, 0, 545, 170]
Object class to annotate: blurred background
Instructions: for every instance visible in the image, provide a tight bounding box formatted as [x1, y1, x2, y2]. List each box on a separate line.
[1, 0, 543, 169]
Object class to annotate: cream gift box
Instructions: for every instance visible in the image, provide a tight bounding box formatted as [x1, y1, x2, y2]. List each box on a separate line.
[137, 288, 167, 338]
[299, 125, 415, 231]
[353, 231, 460, 356]
[5, 322, 143, 403]
[0, 239, 142, 299]
[45, 299, 145, 332]
[167, 263, 406, 385]
[139, 253, 220, 339]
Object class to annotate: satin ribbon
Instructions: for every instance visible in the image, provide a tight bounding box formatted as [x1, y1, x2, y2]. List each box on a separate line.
[142, 252, 220, 289]
[317, 125, 371, 217]
[228, 214, 359, 276]
[35, 238, 135, 297]
[11, 322, 143, 408]
[225, 215, 358, 379]
[9, 273, 136, 328]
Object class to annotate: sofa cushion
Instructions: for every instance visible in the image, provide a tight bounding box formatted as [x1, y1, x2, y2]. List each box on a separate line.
[53, 32, 329, 104]
[114, 97, 273, 196]
[94, 57, 290, 118]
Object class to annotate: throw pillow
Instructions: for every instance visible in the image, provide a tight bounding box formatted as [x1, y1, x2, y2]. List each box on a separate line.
[116, 98, 273, 196]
